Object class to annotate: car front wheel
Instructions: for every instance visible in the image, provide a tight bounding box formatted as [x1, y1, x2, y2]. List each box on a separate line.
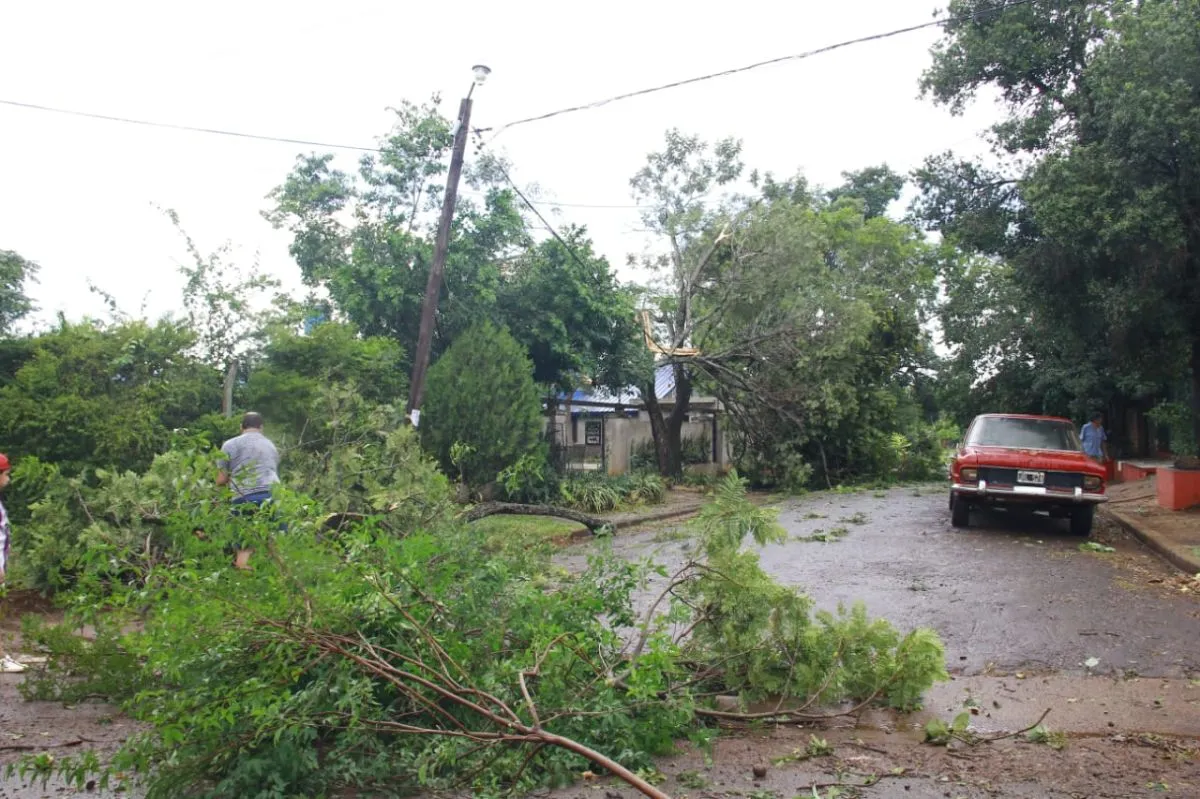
[951, 494, 970, 528]
[1070, 505, 1095, 537]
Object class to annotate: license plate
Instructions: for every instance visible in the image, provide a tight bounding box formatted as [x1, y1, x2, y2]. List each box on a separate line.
[1017, 470, 1045, 485]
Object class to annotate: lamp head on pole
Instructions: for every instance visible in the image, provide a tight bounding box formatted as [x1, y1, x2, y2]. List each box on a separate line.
[472, 65, 492, 85]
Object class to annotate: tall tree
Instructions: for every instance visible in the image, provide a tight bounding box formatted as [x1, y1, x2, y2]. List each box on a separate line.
[632, 131, 939, 481]
[629, 130, 744, 477]
[0, 249, 39, 336]
[495, 227, 647, 392]
[266, 98, 640, 394]
[167, 210, 284, 416]
[916, 0, 1200, 453]
[827, 165, 906, 220]
[712, 182, 941, 486]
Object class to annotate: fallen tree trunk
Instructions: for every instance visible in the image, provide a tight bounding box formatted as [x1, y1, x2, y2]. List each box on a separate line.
[462, 503, 609, 532]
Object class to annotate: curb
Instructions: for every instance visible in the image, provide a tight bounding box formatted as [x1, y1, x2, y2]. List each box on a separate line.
[565, 505, 706, 542]
[1101, 507, 1200, 575]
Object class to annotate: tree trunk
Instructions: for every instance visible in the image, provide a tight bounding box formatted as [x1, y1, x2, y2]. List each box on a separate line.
[664, 364, 693, 479]
[222, 361, 238, 418]
[643, 380, 672, 477]
[462, 502, 609, 532]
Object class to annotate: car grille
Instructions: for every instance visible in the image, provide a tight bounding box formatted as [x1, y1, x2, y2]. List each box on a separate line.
[977, 467, 1085, 490]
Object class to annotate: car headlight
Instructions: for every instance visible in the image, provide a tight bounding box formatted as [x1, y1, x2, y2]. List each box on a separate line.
[1083, 475, 1101, 491]
[960, 468, 978, 483]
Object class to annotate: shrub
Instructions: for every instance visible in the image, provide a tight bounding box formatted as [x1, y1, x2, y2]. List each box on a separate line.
[1148, 401, 1196, 457]
[556, 472, 667, 513]
[736, 445, 814, 493]
[498, 445, 561, 504]
[0, 319, 216, 477]
[422, 322, 542, 487]
[558, 473, 623, 513]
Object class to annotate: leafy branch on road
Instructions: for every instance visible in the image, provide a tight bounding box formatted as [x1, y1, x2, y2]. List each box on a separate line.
[16, 472, 947, 798]
[924, 707, 1054, 748]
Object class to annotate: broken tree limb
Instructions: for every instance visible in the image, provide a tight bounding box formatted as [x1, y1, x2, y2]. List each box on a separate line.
[461, 503, 610, 532]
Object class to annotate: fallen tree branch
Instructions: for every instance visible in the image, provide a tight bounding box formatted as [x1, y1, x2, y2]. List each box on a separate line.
[967, 707, 1053, 745]
[270, 625, 673, 799]
[461, 503, 610, 532]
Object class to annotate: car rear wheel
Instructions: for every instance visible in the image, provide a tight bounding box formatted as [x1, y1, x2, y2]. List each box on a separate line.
[1069, 505, 1095, 537]
[951, 494, 970, 528]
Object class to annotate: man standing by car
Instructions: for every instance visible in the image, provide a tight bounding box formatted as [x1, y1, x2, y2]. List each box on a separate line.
[1081, 412, 1110, 464]
[217, 412, 280, 570]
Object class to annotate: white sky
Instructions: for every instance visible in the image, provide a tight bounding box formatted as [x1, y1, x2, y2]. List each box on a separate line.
[0, 0, 1000, 330]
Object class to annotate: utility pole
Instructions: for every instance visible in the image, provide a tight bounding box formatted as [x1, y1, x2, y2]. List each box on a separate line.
[406, 65, 491, 428]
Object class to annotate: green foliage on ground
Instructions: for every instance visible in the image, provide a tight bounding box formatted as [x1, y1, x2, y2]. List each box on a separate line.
[421, 321, 543, 488]
[557, 472, 667, 513]
[14, 468, 946, 798]
[8, 386, 451, 594]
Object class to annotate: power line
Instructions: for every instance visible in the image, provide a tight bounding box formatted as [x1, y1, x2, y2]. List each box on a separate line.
[2, 0, 1034, 157]
[0, 98, 382, 153]
[0, 99, 653, 210]
[458, 186, 649, 210]
[477, 133, 606, 271]
[482, 0, 1034, 139]
[0, 0, 1037, 216]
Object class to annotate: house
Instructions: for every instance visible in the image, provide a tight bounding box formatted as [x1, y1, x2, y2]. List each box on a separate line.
[544, 365, 731, 475]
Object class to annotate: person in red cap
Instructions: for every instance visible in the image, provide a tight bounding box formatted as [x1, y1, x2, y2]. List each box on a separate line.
[0, 453, 27, 673]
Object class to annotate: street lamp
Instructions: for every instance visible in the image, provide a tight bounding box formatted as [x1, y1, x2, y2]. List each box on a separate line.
[406, 66, 492, 427]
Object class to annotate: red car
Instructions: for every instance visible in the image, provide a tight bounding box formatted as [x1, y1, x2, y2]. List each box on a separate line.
[949, 413, 1108, 537]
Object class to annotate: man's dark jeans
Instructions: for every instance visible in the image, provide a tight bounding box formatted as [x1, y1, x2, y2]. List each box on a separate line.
[229, 490, 287, 550]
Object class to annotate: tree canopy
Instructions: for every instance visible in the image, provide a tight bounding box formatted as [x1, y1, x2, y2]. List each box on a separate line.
[629, 129, 946, 484]
[265, 98, 642, 393]
[916, 0, 1200, 453]
[0, 249, 39, 335]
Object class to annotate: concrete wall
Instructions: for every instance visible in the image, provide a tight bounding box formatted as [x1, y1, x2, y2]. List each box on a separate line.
[543, 407, 733, 476]
[605, 415, 731, 476]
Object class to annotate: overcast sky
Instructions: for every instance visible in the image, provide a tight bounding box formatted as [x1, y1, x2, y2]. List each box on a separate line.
[0, 0, 1001, 330]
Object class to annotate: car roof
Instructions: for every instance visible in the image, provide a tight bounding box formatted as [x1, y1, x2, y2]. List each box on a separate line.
[973, 413, 1074, 424]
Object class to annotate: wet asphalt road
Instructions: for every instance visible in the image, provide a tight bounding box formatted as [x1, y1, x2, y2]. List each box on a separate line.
[561, 484, 1200, 680]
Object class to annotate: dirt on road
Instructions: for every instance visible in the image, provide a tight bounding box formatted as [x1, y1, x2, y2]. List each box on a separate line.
[3, 485, 1199, 798]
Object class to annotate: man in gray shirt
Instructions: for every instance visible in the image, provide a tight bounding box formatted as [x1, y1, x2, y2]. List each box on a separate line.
[217, 411, 280, 569]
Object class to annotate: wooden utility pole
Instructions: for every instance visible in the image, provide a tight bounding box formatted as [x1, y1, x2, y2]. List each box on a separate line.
[406, 76, 482, 427]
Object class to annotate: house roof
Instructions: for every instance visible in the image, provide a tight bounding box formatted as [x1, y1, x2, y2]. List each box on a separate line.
[556, 365, 677, 408]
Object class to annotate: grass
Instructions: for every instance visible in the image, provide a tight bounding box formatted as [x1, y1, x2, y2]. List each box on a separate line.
[471, 515, 582, 551]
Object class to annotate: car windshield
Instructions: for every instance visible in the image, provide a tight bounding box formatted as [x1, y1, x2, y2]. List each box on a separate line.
[966, 417, 1082, 452]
